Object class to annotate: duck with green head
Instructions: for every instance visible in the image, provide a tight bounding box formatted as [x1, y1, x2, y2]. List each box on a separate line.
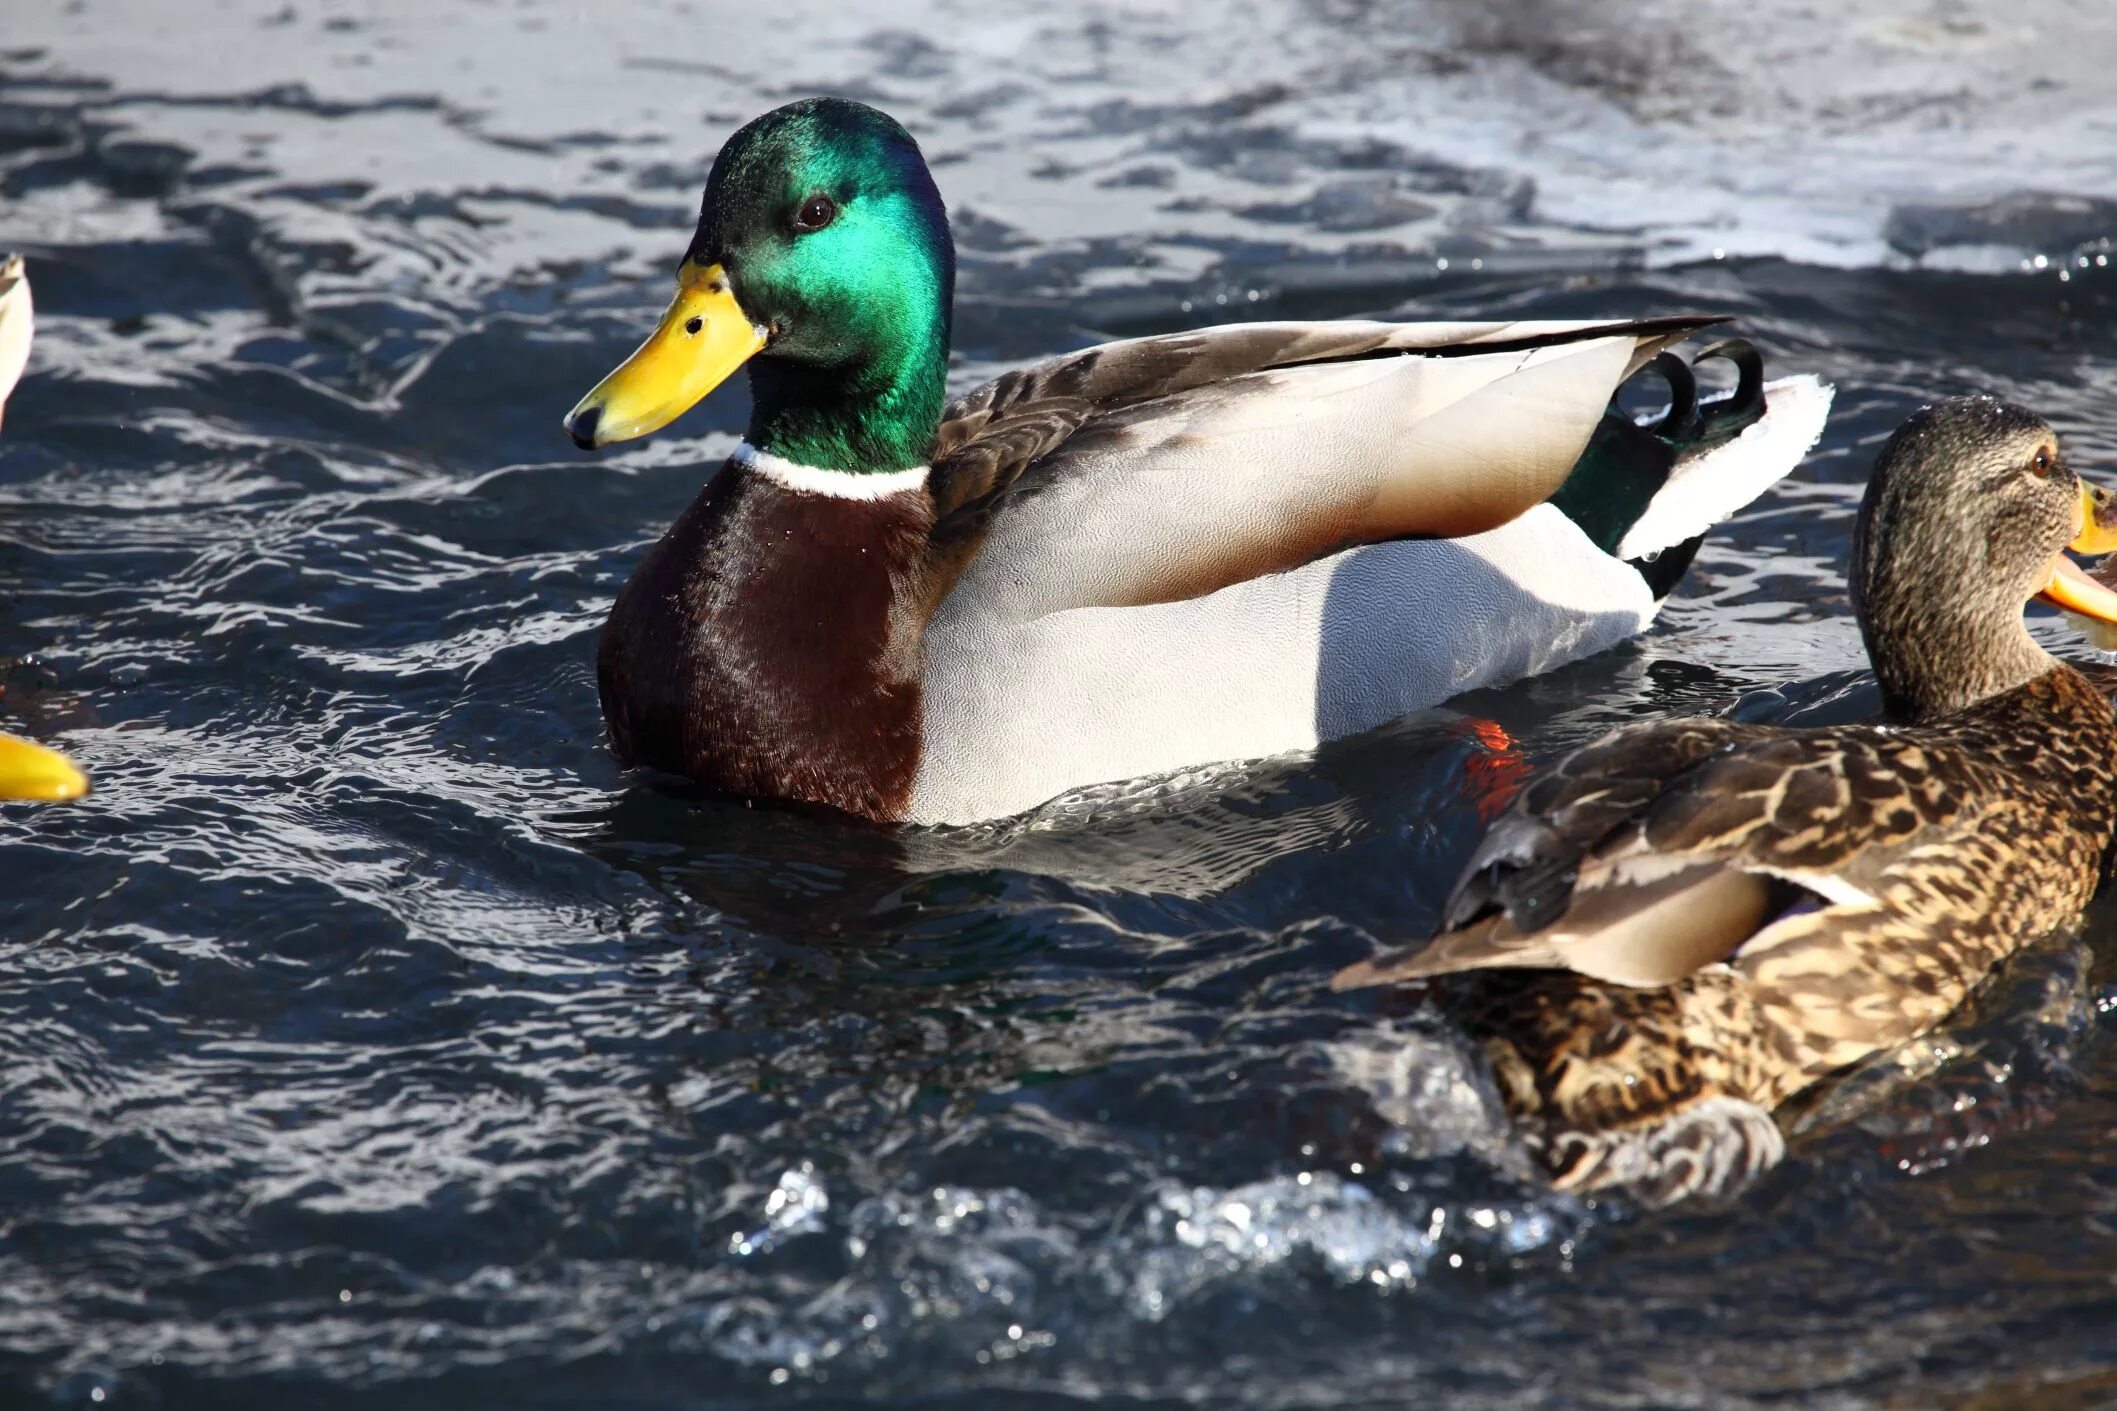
[567, 98, 1832, 824]
[0, 253, 89, 805]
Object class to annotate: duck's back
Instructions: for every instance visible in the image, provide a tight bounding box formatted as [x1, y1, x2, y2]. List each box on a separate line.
[904, 322, 1828, 823]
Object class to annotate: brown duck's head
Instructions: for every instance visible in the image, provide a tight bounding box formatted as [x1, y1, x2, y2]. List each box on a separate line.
[1852, 395, 2117, 719]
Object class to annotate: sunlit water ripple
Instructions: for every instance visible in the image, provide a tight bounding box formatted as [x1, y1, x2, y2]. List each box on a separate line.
[5, 2, 2117, 1407]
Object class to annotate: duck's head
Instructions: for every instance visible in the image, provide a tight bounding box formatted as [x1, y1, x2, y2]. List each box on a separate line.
[564, 98, 953, 473]
[1853, 395, 2117, 718]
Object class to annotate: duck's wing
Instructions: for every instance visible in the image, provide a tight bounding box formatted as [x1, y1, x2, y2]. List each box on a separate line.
[1334, 723, 1980, 991]
[923, 317, 1718, 616]
[0, 254, 30, 430]
[1434, 716, 1765, 931]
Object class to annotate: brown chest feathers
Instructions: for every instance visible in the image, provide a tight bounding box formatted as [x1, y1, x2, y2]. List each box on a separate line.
[596, 465, 937, 820]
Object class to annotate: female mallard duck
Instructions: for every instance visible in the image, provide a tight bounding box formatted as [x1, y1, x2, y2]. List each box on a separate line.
[0, 253, 88, 804]
[565, 97, 1831, 825]
[1334, 396, 2117, 1205]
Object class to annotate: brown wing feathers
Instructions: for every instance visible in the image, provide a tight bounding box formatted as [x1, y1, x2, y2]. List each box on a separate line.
[925, 316, 1720, 523]
[918, 318, 1722, 628]
[1439, 718, 1763, 934]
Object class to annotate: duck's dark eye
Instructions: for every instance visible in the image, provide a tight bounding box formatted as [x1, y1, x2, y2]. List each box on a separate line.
[793, 194, 838, 234]
[2032, 447, 2054, 477]
[683, 316, 703, 336]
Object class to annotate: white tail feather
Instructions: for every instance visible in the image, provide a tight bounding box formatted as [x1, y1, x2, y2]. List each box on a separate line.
[1617, 375, 1833, 562]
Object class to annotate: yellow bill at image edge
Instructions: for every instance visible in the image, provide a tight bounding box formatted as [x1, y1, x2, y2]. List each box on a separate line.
[0, 733, 89, 802]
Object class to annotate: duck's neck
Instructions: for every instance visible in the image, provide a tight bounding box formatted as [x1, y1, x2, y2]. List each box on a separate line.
[1861, 593, 2055, 720]
[744, 314, 949, 474]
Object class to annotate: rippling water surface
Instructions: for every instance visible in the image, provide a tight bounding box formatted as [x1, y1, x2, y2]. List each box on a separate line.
[6, 2, 2117, 1407]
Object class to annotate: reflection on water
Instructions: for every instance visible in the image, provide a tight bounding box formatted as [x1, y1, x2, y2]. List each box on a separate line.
[4, 1, 2117, 1407]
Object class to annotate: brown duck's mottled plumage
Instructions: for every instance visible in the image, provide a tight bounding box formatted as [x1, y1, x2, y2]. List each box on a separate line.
[1335, 395, 2117, 1206]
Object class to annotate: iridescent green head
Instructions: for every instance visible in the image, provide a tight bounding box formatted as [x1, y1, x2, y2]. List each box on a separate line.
[563, 98, 955, 473]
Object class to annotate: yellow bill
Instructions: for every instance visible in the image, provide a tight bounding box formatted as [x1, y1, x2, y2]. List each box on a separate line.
[0, 732, 88, 803]
[2069, 480, 2117, 556]
[563, 260, 767, 449]
[2039, 480, 2117, 645]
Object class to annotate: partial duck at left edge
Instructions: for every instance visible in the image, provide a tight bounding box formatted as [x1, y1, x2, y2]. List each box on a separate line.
[0, 253, 89, 805]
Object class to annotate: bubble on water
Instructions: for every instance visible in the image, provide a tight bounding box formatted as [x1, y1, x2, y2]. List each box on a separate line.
[727, 1162, 830, 1257]
[1099, 1171, 1576, 1320]
[688, 1165, 1586, 1384]
[1114, 1174, 1439, 1312]
[1325, 1025, 1528, 1172]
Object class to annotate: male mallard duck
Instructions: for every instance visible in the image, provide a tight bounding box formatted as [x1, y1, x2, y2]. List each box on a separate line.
[0, 253, 88, 804]
[1334, 397, 2117, 1205]
[564, 98, 1831, 825]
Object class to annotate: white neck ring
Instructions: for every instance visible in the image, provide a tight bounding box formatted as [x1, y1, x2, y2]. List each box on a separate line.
[734, 442, 929, 500]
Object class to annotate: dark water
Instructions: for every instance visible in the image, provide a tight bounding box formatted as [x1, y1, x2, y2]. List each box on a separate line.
[6, 3, 2117, 1407]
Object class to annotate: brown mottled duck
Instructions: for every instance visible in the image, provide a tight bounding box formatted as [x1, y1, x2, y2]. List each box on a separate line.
[1335, 396, 2117, 1205]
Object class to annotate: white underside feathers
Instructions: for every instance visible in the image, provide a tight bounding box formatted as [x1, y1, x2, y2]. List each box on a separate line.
[912, 504, 1656, 824]
[0, 257, 31, 415]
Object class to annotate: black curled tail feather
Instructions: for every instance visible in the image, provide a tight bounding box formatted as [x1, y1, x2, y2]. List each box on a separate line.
[1640, 351, 1698, 437]
[1546, 358, 1684, 556]
[1546, 338, 1771, 561]
[1620, 337, 1770, 595]
[1681, 338, 1767, 451]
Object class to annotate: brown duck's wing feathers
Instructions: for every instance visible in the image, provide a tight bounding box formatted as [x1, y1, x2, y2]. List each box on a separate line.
[1341, 713, 2065, 995]
[921, 317, 1719, 618]
[1369, 852, 1782, 990]
[1438, 717, 1767, 935]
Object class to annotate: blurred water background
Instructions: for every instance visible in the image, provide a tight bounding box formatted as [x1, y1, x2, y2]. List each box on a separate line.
[5, 1, 2117, 1406]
